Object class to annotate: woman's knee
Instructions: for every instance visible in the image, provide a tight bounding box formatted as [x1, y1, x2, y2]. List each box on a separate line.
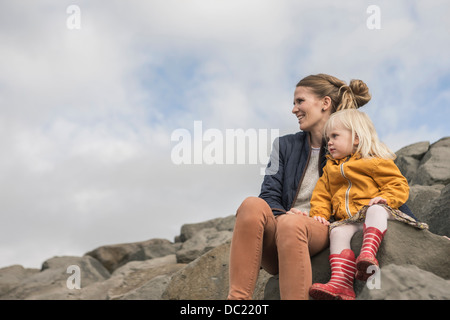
[236, 196, 271, 223]
[277, 214, 309, 239]
[277, 214, 330, 255]
[237, 196, 265, 211]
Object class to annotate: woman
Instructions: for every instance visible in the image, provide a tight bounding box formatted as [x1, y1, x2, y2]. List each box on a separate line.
[227, 73, 415, 300]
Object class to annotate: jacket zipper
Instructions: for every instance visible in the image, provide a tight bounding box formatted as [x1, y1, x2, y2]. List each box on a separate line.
[340, 156, 352, 218]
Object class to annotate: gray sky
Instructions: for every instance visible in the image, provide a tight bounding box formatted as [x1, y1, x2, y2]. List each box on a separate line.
[1, 0, 449, 269]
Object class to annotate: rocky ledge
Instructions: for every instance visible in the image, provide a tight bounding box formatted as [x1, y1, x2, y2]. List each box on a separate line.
[1, 137, 449, 300]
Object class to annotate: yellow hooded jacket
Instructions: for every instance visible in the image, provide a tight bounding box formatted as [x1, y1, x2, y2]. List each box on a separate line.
[309, 153, 409, 221]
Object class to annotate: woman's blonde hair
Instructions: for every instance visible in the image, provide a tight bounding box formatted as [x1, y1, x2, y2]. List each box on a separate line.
[324, 109, 396, 160]
[296, 74, 371, 112]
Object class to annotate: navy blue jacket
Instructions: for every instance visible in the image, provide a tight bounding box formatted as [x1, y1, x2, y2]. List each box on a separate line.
[259, 131, 416, 219]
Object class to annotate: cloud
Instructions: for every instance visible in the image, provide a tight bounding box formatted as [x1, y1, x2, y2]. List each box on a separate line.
[0, 1, 449, 269]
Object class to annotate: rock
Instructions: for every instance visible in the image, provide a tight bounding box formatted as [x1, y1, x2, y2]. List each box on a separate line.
[357, 264, 450, 300]
[358, 221, 449, 279]
[0, 265, 39, 297]
[0, 254, 186, 300]
[119, 274, 172, 300]
[107, 257, 186, 300]
[0, 255, 110, 300]
[85, 238, 178, 273]
[176, 228, 233, 263]
[395, 141, 429, 183]
[395, 136, 450, 236]
[406, 184, 444, 217]
[419, 184, 450, 236]
[395, 156, 421, 183]
[411, 137, 450, 186]
[78, 254, 185, 300]
[395, 141, 430, 159]
[176, 215, 235, 242]
[162, 242, 232, 300]
[162, 241, 271, 300]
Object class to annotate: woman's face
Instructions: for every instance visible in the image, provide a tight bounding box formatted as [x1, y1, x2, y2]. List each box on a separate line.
[292, 86, 328, 132]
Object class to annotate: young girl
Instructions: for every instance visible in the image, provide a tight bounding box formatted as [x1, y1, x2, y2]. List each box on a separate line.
[308, 109, 428, 300]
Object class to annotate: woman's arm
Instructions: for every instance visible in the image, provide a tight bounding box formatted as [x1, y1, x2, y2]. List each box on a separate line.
[259, 137, 287, 214]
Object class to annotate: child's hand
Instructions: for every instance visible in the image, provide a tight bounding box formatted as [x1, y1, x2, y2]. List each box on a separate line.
[369, 197, 387, 206]
[312, 215, 330, 226]
[286, 208, 308, 216]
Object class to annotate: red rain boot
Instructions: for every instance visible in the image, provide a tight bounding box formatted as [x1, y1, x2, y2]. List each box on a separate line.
[309, 249, 356, 300]
[355, 225, 386, 281]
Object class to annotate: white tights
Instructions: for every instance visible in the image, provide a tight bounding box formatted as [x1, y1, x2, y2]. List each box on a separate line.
[330, 205, 393, 255]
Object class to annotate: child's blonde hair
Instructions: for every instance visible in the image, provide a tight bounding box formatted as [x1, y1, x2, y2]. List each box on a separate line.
[324, 109, 396, 160]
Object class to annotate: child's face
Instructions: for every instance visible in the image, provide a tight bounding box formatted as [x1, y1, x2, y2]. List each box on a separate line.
[326, 122, 358, 159]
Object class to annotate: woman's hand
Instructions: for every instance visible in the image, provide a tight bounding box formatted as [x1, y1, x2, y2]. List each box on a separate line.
[369, 197, 387, 206]
[286, 208, 309, 216]
[312, 215, 330, 226]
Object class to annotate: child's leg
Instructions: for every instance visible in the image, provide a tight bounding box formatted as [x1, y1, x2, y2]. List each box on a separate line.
[356, 205, 390, 280]
[364, 204, 392, 233]
[309, 224, 360, 300]
[330, 223, 362, 254]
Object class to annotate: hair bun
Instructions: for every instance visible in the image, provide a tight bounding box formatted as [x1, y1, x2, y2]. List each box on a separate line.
[349, 79, 371, 108]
